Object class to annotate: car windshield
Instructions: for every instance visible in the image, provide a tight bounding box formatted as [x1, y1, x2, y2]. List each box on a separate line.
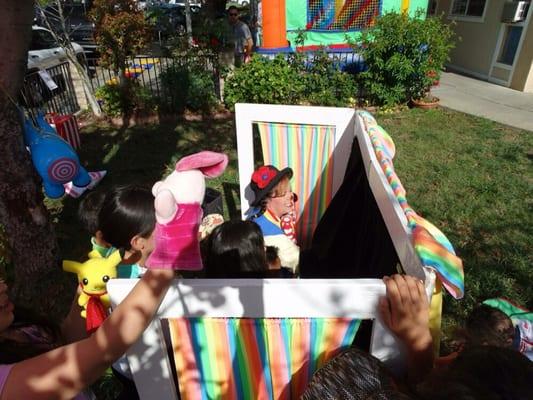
[30, 29, 58, 50]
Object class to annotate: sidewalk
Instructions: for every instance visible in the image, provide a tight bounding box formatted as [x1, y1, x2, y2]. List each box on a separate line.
[432, 72, 533, 132]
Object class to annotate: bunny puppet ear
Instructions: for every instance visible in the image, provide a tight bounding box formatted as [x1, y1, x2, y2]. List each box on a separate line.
[175, 151, 228, 178]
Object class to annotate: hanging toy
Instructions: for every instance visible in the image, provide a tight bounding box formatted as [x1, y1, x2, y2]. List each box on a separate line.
[63, 249, 122, 334]
[23, 113, 90, 198]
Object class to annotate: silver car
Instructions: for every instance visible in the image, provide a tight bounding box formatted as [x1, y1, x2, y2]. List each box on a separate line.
[27, 26, 85, 73]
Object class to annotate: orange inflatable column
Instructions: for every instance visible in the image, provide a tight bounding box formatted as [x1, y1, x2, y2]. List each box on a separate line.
[261, 0, 289, 49]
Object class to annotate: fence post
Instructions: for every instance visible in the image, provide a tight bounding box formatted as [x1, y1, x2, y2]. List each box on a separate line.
[68, 60, 88, 111]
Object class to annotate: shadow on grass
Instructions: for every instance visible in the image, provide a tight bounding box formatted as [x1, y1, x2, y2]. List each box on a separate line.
[54, 116, 238, 261]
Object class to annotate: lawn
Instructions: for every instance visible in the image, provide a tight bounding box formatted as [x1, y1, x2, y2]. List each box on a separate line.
[378, 108, 532, 342]
[49, 107, 531, 352]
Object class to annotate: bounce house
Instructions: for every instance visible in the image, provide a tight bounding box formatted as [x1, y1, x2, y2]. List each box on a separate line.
[258, 0, 429, 51]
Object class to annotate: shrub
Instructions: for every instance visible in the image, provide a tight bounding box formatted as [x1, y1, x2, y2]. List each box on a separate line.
[95, 81, 155, 117]
[358, 11, 455, 106]
[301, 50, 357, 107]
[90, 0, 151, 77]
[160, 65, 218, 113]
[159, 66, 189, 113]
[223, 55, 306, 110]
[223, 51, 358, 109]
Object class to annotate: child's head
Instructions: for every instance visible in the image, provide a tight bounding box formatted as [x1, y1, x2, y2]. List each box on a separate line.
[204, 220, 268, 278]
[417, 346, 533, 400]
[464, 304, 515, 348]
[98, 185, 156, 257]
[78, 190, 106, 237]
[250, 165, 295, 217]
[265, 245, 281, 270]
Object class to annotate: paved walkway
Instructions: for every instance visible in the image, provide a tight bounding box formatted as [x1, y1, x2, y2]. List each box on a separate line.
[432, 72, 533, 132]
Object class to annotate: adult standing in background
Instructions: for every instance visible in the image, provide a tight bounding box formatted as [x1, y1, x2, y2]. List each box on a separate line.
[227, 5, 253, 67]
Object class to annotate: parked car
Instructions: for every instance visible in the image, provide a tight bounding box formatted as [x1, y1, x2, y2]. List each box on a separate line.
[27, 26, 85, 73]
[34, 2, 98, 65]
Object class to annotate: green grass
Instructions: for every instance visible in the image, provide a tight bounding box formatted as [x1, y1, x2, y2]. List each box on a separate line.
[48, 108, 531, 395]
[47, 117, 241, 261]
[377, 108, 532, 343]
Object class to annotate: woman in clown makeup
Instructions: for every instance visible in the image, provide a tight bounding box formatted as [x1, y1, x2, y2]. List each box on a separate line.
[248, 165, 300, 273]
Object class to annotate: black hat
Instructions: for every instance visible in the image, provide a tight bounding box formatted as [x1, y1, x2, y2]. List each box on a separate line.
[250, 165, 293, 207]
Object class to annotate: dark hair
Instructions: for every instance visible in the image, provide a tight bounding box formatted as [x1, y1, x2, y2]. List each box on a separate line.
[227, 5, 238, 13]
[265, 246, 279, 265]
[417, 346, 533, 400]
[204, 220, 268, 278]
[78, 190, 106, 235]
[98, 185, 155, 250]
[465, 304, 515, 348]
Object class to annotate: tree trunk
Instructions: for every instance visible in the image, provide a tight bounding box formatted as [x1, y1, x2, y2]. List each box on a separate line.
[184, 0, 193, 46]
[0, 0, 76, 324]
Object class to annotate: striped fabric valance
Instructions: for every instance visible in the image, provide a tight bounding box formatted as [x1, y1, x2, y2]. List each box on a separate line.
[167, 317, 360, 400]
[256, 122, 336, 248]
[357, 110, 464, 299]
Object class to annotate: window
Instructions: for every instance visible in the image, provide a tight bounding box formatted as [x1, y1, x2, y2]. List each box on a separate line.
[307, 0, 382, 31]
[30, 30, 58, 50]
[450, 0, 486, 17]
[497, 25, 523, 65]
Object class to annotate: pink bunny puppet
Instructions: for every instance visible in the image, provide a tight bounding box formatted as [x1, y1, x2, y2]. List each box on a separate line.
[146, 151, 228, 270]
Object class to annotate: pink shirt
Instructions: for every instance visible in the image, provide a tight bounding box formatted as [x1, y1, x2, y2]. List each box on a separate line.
[0, 364, 91, 399]
[146, 203, 203, 270]
[0, 364, 12, 395]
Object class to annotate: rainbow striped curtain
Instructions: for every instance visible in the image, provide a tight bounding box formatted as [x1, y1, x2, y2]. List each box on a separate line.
[256, 122, 336, 248]
[168, 317, 360, 400]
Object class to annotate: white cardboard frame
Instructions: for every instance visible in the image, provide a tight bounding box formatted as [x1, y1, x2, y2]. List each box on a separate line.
[235, 103, 356, 219]
[235, 104, 424, 280]
[355, 113, 425, 280]
[108, 278, 404, 400]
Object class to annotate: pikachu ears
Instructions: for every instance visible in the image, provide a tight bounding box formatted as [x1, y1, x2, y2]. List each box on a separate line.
[62, 260, 82, 274]
[105, 249, 124, 267]
[63, 249, 125, 274]
[88, 249, 102, 259]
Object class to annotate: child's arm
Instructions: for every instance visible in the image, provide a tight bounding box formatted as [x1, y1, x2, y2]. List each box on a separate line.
[1, 269, 174, 400]
[379, 274, 434, 384]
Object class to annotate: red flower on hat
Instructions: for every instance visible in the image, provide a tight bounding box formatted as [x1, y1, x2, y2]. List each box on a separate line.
[252, 166, 277, 189]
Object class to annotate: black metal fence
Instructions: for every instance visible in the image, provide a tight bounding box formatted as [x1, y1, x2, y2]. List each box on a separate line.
[86, 53, 221, 104]
[21, 62, 80, 116]
[19, 50, 362, 118]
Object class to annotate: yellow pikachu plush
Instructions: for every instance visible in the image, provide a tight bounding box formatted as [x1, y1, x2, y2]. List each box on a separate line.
[63, 249, 122, 334]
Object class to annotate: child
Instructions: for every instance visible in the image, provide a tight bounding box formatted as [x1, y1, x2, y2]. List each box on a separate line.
[437, 300, 531, 366]
[0, 270, 174, 400]
[464, 304, 515, 349]
[265, 246, 295, 278]
[482, 298, 533, 359]
[97, 185, 156, 398]
[78, 190, 109, 257]
[98, 184, 156, 279]
[204, 220, 295, 279]
[248, 165, 300, 272]
[204, 220, 269, 278]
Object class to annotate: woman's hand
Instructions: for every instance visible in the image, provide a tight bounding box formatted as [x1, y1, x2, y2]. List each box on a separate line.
[379, 274, 432, 350]
[379, 274, 433, 383]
